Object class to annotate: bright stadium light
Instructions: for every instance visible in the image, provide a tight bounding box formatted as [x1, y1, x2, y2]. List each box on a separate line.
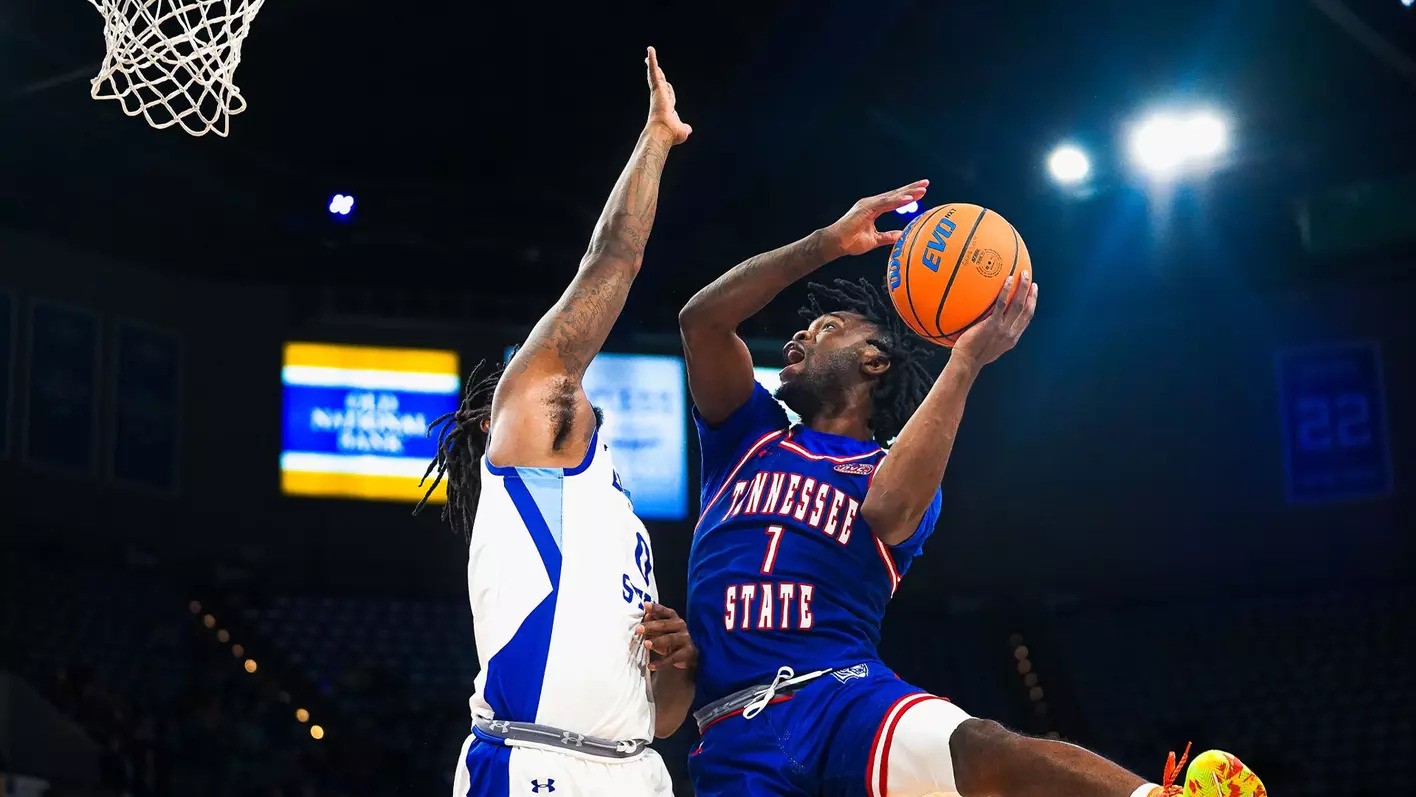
[1128, 109, 1230, 178]
[1129, 114, 1187, 177]
[1185, 111, 1228, 158]
[1047, 144, 1090, 185]
[329, 194, 355, 216]
[894, 200, 920, 215]
[1404, 0, 1413, 8]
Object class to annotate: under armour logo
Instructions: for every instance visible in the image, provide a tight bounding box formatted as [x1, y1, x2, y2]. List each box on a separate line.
[530, 779, 555, 793]
[560, 731, 586, 747]
[488, 720, 511, 733]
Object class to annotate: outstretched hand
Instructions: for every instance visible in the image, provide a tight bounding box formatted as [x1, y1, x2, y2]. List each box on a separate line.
[952, 270, 1038, 369]
[636, 602, 697, 672]
[645, 47, 692, 145]
[822, 179, 930, 258]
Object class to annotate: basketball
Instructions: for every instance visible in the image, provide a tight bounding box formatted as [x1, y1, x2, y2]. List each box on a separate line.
[885, 203, 1031, 347]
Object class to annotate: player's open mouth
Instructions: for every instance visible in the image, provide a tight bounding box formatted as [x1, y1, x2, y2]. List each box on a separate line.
[780, 342, 806, 380]
[783, 342, 806, 365]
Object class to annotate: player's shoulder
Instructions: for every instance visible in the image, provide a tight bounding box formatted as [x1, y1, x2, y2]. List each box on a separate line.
[482, 427, 608, 483]
[695, 382, 789, 433]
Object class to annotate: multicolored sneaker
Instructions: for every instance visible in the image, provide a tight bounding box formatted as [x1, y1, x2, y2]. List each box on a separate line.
[1153, 743, 1268, 797]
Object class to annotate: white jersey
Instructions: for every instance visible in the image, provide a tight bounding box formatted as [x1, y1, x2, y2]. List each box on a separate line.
[466, 429, 658, 742]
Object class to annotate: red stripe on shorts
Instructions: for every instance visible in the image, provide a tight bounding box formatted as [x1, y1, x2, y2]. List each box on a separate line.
[866, 692, 933, 797]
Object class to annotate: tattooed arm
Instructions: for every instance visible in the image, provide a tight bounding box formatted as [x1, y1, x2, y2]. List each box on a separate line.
[488, 47, 691, 468]
[678, 180, 929, 424]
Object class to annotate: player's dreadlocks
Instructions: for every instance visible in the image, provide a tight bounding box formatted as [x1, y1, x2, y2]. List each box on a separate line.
[800, 277, 934, 447]
[413, 359, 503, 541]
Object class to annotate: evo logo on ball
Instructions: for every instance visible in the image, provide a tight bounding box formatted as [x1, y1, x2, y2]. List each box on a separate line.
[921, 215, 957, 272]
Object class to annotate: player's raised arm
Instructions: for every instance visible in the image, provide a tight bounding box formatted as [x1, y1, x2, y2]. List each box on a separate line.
[488, 47, 691, 467]
[863, 272, 1038, 545]
[678, 180, 928, 424]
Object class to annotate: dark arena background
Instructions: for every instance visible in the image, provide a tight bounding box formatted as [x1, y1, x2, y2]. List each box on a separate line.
[2, 1, 1414, 795]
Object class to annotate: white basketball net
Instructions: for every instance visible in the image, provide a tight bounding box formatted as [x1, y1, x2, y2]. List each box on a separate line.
[88, 0, 266, 138]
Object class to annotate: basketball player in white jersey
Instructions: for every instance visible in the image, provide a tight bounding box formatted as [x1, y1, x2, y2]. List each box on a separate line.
[413, 47, 696, 796]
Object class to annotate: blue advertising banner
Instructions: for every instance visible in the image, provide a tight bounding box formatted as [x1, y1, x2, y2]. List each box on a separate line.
[282, 384, 455, 460]
[1277, 342, 1393, 503]
[281, 342, 462, 502]
[584, 353, 688, 521]
[505, 348, 689, 520]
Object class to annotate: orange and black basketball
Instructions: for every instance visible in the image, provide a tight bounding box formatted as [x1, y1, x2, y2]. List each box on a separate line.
[885, 203, 1031, 347]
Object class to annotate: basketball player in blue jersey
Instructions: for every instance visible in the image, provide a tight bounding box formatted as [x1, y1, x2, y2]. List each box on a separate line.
[412, 47, 697, 796]
[672, 182, 1267, 797]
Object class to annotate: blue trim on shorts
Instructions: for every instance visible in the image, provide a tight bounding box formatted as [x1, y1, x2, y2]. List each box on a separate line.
[461, 734, 511, 797]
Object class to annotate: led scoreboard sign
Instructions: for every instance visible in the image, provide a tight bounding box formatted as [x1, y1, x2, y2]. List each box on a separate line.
[281, 342, 461, 503]
[504, 348, 689, 521]
[1276, 342, 1393, 504]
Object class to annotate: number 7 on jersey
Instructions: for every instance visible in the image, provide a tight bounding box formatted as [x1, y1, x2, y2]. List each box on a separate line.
[760, 525, 785, 574]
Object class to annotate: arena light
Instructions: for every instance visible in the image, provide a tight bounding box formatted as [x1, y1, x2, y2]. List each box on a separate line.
[329, 194, 355, 216]
[1046, 145, 1090, 185]
[1127, 109, 1230, 178]
[1185, 111, 1228, 159]
[310, 725, 325, 740]
[1404, 0, 1413, 8]
[295, 708, 310, 723]
[893, 200, 920, 215]
[1128, 114, 1187, 177]
[244, 658, 259, 674]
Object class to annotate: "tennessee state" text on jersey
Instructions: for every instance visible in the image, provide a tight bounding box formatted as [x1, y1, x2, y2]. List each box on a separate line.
[718, 467, 857, 632]
[722, 470, 860, 543]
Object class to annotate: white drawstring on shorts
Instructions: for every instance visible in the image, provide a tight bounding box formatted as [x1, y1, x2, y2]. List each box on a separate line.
[741, 666, 831, 720]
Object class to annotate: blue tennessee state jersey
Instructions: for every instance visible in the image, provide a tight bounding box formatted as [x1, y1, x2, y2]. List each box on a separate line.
[687, 383, 942, 708]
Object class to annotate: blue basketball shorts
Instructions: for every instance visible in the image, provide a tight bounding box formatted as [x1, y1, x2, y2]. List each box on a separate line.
[688, 662, 972, 797]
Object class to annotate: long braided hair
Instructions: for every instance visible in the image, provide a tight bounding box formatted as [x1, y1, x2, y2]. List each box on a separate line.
[799, 277, 934, 447]
[413, 360, 503, 540]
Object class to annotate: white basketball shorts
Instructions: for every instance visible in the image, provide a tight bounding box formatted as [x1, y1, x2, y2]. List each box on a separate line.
[451, 733, 674, 797]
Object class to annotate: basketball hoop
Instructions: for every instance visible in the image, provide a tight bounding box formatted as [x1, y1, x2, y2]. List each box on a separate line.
[88, 0, 266, 138]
